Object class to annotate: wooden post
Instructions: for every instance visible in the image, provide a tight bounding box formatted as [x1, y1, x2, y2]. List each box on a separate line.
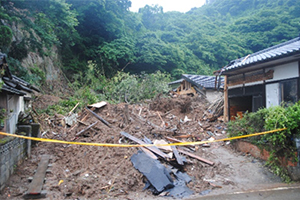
[224, 75, 229, 122]
[124, 104, 129, 125]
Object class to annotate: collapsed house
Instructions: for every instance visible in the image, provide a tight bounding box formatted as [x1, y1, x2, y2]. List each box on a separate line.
[168, 74, 224, 103]
[219, 36, 300, 121]
[0, 52, 40, 190]
[0, 53, 40, 133]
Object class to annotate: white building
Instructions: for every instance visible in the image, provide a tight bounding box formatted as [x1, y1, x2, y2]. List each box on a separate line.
[220, 36, 300, 121]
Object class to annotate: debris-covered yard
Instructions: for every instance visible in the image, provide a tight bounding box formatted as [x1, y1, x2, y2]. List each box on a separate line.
[0, 95, 284, 199]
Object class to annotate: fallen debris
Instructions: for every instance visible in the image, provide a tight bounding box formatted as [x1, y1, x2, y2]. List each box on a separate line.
[88, 101, 107, 109]
[1, 94, 230, 199]
[203, 97, 224, 121]
[121, 131, 170, 159]
[171, 145, 184, 165]
[131, 151, 174, 193]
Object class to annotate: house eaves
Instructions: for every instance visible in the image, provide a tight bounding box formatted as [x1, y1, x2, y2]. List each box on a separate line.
[222, 36, 300, 75]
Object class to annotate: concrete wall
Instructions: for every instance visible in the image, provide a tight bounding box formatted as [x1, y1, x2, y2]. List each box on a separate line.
[0, 136, 27, 191]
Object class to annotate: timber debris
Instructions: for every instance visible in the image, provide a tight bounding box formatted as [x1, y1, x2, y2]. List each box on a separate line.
[20, 95, 228, 199]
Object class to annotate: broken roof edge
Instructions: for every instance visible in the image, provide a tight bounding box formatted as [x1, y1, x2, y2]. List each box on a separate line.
[182, 74, 224, 89]
[168, 79, 184, 85]
[222, 36, 300, 74]
[0, 52, 40, 94]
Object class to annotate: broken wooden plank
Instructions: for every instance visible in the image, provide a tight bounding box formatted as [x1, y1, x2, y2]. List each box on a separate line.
[177, 148, 214, 166]
[23, 155, 50, 199]
[120, 131, 170, 159]
[76, 121, 98, 136]
[156, 111, 165, 127]
[86, 107, 111, 128]
[68, 102, 79, 116]
[139, 147, 158, 160]
[78, 120, 89, 126]
[153, 139, 172, 152]
[171, 145, 184, 165]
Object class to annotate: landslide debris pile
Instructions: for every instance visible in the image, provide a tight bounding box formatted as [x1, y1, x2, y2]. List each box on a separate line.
[3, 95, 229, 199]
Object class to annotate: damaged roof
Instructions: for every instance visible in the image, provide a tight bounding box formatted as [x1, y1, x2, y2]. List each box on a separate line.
[0, 53, 40, 96]
[223, 36, 300, 74]
[182, 74, 224, 89]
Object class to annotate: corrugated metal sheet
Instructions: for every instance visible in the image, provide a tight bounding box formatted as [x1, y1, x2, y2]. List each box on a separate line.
[224, 37, 300, 72]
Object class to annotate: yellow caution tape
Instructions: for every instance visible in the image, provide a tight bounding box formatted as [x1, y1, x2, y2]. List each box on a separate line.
[58, 180, 64, 186]
[0, 128, 287, 148]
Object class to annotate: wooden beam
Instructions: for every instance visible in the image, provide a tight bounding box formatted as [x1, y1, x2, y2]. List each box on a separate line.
[224, 75, 229, 122]
[86, 107, 111, 128]
[228, 70, 274, 86]
[178, 148, 214, 166]
[23, 155, 50, 199]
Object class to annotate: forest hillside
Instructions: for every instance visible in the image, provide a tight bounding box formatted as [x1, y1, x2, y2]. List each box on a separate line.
[0, 0, 299, 100]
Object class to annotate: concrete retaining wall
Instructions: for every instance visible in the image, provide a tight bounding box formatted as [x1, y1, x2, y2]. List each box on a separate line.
[0, 124, 39, 191]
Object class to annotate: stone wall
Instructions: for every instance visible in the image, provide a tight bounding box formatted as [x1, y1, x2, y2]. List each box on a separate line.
[0, 136, 27, 191]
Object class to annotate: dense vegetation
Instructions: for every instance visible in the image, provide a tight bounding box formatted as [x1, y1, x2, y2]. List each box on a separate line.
[0, 0, 299, 82]
[228, 103, 300, 182]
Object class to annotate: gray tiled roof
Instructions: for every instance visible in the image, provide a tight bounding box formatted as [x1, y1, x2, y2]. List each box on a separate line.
[182, 74, 224, 89]
[224, 36, 300, 72]
[1, 84, 27, 95]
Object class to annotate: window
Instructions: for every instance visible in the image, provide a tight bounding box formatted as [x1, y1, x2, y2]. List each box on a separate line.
[280, 79, 297, 104]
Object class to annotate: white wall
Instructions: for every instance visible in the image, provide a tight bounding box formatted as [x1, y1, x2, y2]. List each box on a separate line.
[6, 95, 25, 134]
[266, 62, 299, 82]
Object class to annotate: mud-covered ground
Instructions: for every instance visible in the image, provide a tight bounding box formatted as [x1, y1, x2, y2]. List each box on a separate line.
[0, 95, 285, 199]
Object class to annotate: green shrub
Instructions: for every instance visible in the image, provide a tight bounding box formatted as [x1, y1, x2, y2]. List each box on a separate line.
[0, 25, 13, 48]
[29, 66, 46, 86]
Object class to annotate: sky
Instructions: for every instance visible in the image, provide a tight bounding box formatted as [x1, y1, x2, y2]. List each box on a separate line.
[129, 0, 206, 13]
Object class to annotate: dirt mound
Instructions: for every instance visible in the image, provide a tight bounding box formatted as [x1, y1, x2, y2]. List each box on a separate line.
[33, 94, 61, 110]
[150, 95, 208, 114]
[1, 95, 229, 199]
